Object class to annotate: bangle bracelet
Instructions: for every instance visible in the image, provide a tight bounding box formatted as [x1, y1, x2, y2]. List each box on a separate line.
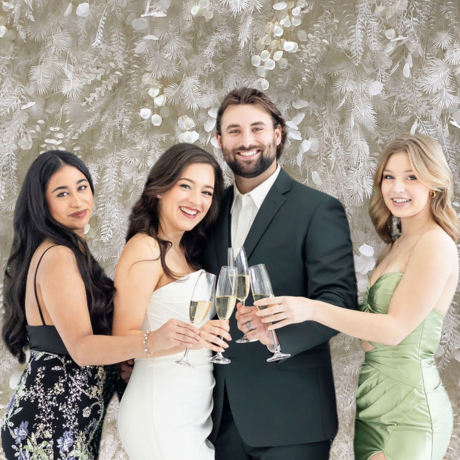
[143, 330, 152, 356]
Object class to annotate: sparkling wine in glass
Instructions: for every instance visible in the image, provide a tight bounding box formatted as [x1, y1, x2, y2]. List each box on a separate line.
[176, 271, 216, 368]
[210, 266, 237, 365]
[248, 264, 291, 362]
[228, 247, 255, 344]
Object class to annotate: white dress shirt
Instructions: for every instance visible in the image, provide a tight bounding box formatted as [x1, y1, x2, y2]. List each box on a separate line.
[231, 165, 281, 351]
[231, 164, 281, 249]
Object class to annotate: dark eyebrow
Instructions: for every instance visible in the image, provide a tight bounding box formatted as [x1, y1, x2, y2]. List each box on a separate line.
[52, 178, 88, 193]
[383, 169, 413, 173]
[225, 121, 267, 131]
[179, 177, 214, 190]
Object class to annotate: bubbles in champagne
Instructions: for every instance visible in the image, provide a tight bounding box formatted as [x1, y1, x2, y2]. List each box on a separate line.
[253, 293, 272, 310]
[189, 300, 211, 324]
[236, 274, 250, 301]
[215, 295, 237, 320]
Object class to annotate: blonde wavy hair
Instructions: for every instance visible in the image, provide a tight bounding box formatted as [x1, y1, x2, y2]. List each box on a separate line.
[369, 134, 460, 243]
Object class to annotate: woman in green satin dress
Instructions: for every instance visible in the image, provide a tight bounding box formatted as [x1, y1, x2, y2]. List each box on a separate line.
[251, 134, 460, 460]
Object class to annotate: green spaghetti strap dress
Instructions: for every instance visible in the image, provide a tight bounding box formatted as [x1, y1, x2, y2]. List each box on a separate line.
[354, 272, 453, 460]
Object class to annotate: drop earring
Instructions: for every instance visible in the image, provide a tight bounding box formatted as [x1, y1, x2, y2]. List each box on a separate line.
[391, 215, 401, 241]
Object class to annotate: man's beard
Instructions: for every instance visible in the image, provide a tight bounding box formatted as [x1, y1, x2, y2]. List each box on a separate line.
[222, 139, 277, 179]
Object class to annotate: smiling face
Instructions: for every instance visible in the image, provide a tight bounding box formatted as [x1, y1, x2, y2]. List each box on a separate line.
[45, 165, 93, 237]
[158, 163, 215, 235]
[216, 104, 282, 179]
[381, 152, 431, 220]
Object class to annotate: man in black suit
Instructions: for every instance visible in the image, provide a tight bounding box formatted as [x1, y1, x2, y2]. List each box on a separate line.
[200, 87, 357, 460]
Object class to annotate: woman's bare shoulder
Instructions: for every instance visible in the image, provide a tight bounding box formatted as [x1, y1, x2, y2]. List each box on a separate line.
[116, 233, 163, 280]
[121, 233, 161, 260]
[34, 244, 77, 271]
[417, 227, 457, 254]
[376, 244, 392, 265]
[413, 228, 458, 270]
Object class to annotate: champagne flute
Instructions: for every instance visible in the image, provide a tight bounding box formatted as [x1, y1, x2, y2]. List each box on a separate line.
[227, 247, 255, 344]
[248, 264, 291, 362]
[209, 266, 237, 365]
[176, 271, 216, 368]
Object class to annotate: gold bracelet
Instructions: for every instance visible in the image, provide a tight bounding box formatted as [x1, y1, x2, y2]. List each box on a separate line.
[143, 330, 152, 356]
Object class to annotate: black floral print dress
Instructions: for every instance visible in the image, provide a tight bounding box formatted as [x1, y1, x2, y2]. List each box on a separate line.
[1, 353, 120, 460]
[1, 247, 123, 459]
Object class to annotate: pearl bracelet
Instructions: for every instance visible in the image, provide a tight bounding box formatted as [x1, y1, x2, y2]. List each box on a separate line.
[143, 330, 152, 356]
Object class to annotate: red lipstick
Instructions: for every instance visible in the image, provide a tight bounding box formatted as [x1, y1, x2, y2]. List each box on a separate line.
[70, 210, 88, 218]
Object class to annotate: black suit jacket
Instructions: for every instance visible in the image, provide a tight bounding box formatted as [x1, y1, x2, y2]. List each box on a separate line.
[201, 168, 357, 447]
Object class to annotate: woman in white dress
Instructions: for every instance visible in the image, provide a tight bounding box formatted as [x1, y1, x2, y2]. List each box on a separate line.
[114, 144, 230, 460]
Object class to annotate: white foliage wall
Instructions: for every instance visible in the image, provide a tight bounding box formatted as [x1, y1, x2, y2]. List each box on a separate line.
[1, 0, 460, 458]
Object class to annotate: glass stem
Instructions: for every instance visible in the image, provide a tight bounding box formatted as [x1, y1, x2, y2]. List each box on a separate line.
[183, 347, 190, 359]
[241, 300, 247, 335]
[217, 336, 224, 355]
[269, 326, 280, 352]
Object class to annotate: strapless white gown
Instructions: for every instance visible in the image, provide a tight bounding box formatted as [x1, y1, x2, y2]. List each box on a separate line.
[118, 271, 215, 460]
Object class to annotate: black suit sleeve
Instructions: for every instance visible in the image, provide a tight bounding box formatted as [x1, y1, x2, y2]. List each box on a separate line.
[276, 196, 357, 358]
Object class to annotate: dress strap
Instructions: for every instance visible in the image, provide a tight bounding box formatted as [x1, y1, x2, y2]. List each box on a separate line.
[33, 245, 58, 326]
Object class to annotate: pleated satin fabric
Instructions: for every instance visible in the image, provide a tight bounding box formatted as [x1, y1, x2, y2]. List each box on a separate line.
[354, 273, 453, 460]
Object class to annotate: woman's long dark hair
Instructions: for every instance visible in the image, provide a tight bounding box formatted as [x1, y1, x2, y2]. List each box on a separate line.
[2, 150, 115, 363]
[127, 143, 224, 279]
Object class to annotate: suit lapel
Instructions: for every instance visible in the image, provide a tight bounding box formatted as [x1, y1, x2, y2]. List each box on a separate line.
[244, 168, 292, 259]
[213, 186, 233, 270]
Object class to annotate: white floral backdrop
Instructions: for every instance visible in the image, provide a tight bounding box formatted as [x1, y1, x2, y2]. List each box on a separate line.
[1, 0, 459, 458]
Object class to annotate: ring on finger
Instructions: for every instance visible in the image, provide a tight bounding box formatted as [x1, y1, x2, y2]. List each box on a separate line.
[211, 327, 215, 334]
[247, 321, 252, 331]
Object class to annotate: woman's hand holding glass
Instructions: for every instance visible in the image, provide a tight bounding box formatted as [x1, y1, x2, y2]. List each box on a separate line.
[152, 318, 201, 351]
[248, 264, 291, 362]
[176, 271, 216, 368]
[209, 266, 237, 364]
[195, 320, 231, 353]
[254, 296, 314, 330]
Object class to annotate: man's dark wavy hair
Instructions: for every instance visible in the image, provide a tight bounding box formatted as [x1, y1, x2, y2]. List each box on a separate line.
[215, 87, 287, 159]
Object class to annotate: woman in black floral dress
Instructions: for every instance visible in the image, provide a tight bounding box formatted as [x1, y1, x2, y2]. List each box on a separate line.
[1, 151, 186, 459]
